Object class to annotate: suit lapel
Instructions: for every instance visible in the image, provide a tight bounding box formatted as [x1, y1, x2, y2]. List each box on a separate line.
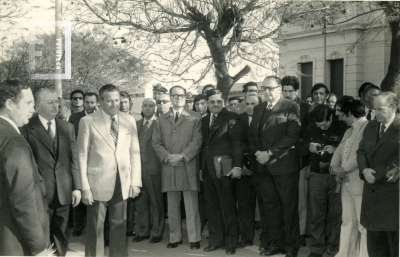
[92, 111, 115, 150]
[374, 115, 400, 154]
[55, 119, 67, 161]
[166, 110, 175, 125]
[116, 112, 129, 150]
[29, 116, 55, 156]
[136, 120, 142, 134]
[207, 108, 228, 143]
[252, 102, 268, 142]
[263, 97, 284, 128]
[174, 108, 191, 129]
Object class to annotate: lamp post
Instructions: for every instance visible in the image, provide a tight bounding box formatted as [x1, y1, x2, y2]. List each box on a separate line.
[55, 0, 62, 98]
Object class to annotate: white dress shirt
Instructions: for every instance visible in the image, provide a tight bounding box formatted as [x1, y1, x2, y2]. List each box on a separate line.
[382, 113, 395, 133]
[0, 115, 20, 134]
[143, 115, 156, 127]
[266, 95, 280, 110]
[172, 107, 184, 121]
[248, 116, 252, 126]
[101, 109, 119, 133]
[38, 114, 56, 135]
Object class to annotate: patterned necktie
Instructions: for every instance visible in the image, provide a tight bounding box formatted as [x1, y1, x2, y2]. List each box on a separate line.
[175, 112, 179, 123]
[142, 120, 149, 131]
[367, 110, 372, 121]
[110, 116, 118, 146]
[210, 115, 216, 128]
[47, 121, 55, 139]
[379, 124, 386, 139]
[267, 103, 273, 110]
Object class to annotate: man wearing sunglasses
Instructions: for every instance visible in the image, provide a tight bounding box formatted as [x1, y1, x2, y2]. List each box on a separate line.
[152, 86, 202, 250]
[156, 94, 171, 116]
[70, 89, 85, 114]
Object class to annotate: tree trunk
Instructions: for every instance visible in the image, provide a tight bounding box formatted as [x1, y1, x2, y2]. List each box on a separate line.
[380, 16, 400, 97]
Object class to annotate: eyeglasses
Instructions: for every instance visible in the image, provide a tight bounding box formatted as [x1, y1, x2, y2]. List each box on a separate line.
[260, 85, 280, 92]
[156, 100, 170, 104]
[209, 100, 224, 105]
[72, 97, 83, 100]
[46, 100, 60, 106]
[172, 94, 186, 99]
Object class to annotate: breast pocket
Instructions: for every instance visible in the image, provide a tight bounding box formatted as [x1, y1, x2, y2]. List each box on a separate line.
[276, 116, 287, 124]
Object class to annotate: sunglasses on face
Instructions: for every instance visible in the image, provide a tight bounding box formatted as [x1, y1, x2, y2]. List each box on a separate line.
[72, 97, 83, 100]
[156, 100, 170, 104]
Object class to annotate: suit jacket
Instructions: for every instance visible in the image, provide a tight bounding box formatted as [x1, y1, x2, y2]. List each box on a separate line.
[68, 109, 86, 138]
[356, 115, 400, 231]
[77, 110, 141, 201]
[331, 117, 368, 195]
[249, 97, 301, 175]
[137, 119, 161, 180]
[201, 108, 244, 179]
[294, 97, 313, 137]
[21, 115, 81, 206]
[0, 118, 50, 256]
[152, 108, 202, 192]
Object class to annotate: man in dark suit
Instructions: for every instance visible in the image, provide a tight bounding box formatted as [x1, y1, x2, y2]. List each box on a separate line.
[357, 92, 399, 257]
[237, 94, 264, 249]
[0, 80, 50, 256]
[249, 76, 301, 257]
[133, 98, 165, 243]
[68, 91, 99, 237]
[21, 88, 81, 256]
[201, 89, 244, 255]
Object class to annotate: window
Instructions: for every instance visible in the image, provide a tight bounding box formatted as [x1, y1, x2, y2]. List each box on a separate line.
[300, 62, 313, 99]
[329, 59, 344, 97]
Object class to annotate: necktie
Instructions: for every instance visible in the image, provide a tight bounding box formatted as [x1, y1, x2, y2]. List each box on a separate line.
[267, 103, 273, 110]
[142, 120, 149, 131]
[367, 110, 372, 121]
[175, 112, 179, 123]
[210, 115, 216, 128]
[47, 121, 55, 139]
[110, 116, 118, 146]
[379, 124, 386, 139]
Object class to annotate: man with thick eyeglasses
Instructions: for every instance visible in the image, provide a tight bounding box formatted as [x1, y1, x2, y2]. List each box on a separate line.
[152, 85, 202, 250]
[249, 76, 301, 257]
[21, 88, 81, 256]
[201, 89, 244, 255]
[70, 89, 85, 114]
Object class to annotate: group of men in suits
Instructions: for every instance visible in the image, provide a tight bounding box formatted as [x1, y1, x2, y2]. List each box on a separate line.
[0, 78, 398, 257]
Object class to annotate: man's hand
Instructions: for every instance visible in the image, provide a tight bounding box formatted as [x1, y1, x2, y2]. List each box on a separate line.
[129, 186, 140, 198]
[82, 189, 94, 205]
[227, 167, 242, 179]
[332, 167, 347, 177]
[168, 154, 183, 166]
[72, 190, 82, 208]
[324, 145, 336, 154]
[386, 168, 399, 184]
[309, 143, 321, 154]
[256, 151, 270, 164]
[362, 168, 376, 184]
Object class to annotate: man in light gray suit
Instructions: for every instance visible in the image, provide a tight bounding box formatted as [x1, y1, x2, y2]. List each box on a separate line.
[152, 85, 202, 250]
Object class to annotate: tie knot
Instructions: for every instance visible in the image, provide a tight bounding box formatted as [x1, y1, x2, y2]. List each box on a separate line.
[381, 124, 386, 130]
[47, 121, 52, 126]
[111, 116, 115, 121]
[267, 103, 273, 110]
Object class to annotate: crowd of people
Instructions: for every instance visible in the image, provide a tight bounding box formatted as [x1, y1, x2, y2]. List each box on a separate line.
[0, 76, 398, 257]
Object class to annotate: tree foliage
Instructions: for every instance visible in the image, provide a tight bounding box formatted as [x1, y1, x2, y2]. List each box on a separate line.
[70, 0, 400, 97]
[0, 32, 149, 96]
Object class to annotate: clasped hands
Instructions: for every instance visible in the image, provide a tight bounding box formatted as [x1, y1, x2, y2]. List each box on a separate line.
[309, 143, 336, 154]
[331, 166, 347, 182]
[165, 154, 183, 167]
[255, 150, 270, 165]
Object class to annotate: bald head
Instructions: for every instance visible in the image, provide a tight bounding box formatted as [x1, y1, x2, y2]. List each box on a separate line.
[142, 98, 156, 119]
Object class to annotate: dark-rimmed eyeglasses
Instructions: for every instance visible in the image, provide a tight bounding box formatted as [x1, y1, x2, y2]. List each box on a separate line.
[208, 100, 224, 105]
[172, 94, 186, 99]
[260, 85, 280, 92]
[72, 97, 83, 100]
[156, 100, 170, 104]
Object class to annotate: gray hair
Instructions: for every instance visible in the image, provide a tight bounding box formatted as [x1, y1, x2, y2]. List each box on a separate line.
[377, 91, 399, 108]
[34, 88, 56, 105]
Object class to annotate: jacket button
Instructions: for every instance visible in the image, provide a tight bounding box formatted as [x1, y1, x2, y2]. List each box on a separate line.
[173, 130, 176, 133]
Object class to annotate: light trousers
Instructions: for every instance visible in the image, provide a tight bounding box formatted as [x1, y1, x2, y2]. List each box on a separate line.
[335, 181, 368, 257]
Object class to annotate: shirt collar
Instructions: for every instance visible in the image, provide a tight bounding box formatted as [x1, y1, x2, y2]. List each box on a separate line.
[0, 115, 20, 134]
[172, 107, 184, 117]
[351, 117, 367, 128]
[384, 113, 396, 129]
[267, 97, 280, 109]
[143, 115, 155, 125]
[365, 106, 374, 113]
[38, 114, 55, 127]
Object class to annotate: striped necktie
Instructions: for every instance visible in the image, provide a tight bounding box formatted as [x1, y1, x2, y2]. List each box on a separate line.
[210, 115, 216, 128]
[379, 124, 386, 139]
[110, 116, 118, 146]
[47, 121, 55, 139]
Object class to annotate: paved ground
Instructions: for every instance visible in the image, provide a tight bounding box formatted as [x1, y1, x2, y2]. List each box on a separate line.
[66, 220, 333, 257]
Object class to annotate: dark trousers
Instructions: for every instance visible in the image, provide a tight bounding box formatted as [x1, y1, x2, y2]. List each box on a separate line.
[308, 173, 342, 255]
[73, 202, 86, 232]
[236, 175, 256, 242]
[126, 198, 136, 233]
[49, 191, 70, 257]
[203, 169, 238, 248]
[252, 171, 271, 245]
[258, 165, 300, 254]
[367, 230, 399, 257]
[135, 175, 165, 237]
[85, 173, 127, 257]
